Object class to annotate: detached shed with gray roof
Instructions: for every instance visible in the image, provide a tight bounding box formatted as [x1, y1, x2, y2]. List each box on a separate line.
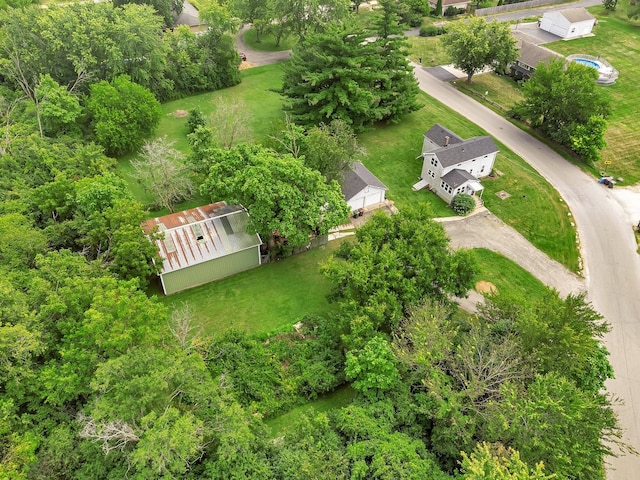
[142, 202, 262, 295]
[341, 162, 388, 212]
[539, 8, 595, 39]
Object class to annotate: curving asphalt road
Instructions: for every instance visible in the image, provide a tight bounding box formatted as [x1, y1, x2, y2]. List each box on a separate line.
[412, 65, 640, 478]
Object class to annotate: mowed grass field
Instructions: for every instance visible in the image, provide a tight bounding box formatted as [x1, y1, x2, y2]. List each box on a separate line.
[545, 6, 640, 183]
[156, 238, 349, 336]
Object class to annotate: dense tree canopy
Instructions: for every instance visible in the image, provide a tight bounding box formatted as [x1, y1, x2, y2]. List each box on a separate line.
[442, 17, 518, 83]
[113, 0, 183, 27]
[280, 13, 420, 131]
[0, 0, 624, 477]
[515, 59, 610, 163]
[323, 206, 476, 345]
[0, 3, 240, 101]
[200, 144, 350, 251]
[87, 75, 162, 156]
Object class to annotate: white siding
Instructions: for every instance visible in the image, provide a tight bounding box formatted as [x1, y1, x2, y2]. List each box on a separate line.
[347, 186, 386, 211]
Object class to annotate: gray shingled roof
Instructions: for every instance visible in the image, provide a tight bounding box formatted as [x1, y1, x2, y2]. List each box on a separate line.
[424, 124, 464, 148]
[556, 7, 595, 23]
[441, 169, 478, 188]
[517, 41, 563, 69]
[432, 136, 498, 168]
[341, 162, 388, 200]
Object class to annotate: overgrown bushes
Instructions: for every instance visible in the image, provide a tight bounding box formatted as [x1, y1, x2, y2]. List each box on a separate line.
[420, 24, 447, 36]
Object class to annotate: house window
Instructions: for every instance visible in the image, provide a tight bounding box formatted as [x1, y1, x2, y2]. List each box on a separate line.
[481, 165, 485, 173]
[469, 169, 473, 175]
[472, 159, 476, 162]
[430, 158, 438, 167]
[429, 169, 435, 178]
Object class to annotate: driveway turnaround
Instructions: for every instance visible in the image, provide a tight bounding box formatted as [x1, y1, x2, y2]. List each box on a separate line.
[439, 210, 585, 297]
[412, 65, 640, 478]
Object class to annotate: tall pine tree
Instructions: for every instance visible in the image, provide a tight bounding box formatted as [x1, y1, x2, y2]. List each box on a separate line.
[280, 14, 420, 131]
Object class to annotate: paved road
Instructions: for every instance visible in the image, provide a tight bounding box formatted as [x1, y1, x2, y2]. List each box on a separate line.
[413, 64, 640, 478]
[235, 25, 291, 67]
[482, 0, 602, 22]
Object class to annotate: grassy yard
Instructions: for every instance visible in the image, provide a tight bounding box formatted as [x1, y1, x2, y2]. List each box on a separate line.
[453, 73, 524, 113]
[407, 36, 450, 67]
[544, 6, 640, 183]
[156, 237, 350, 336]
[121, 63, 577, 270]
[266, 385, 356, 438]
[471, 248, 549, 302]
[242, 29, 296, 52]
[359, 91, 579, 270]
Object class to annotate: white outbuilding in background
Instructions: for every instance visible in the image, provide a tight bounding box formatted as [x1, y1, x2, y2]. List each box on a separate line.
[539, 8, 596, 39]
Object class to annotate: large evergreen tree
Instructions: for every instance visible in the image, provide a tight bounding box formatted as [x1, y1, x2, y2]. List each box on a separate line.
[280, 17, 420, 131]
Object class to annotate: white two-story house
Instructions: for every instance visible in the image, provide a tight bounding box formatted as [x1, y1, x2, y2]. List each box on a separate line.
[413, 124, 498, 204]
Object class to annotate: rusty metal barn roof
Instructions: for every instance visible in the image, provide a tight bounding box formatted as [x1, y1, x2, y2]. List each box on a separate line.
[141, 202, 262, 274]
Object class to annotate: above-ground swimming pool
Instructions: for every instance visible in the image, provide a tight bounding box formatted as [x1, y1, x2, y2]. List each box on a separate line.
[567, 54, 619, 85]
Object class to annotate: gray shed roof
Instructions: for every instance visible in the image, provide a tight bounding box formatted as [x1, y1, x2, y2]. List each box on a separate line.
[555, 7, 595, 23]
[424, 124, 464, 148]
[341, 162, 388, 200]
[142, 202, 262, 274]
[432, 136, 499, 168]
[441, 169, 480, 188]
[517, 41, 563, 69]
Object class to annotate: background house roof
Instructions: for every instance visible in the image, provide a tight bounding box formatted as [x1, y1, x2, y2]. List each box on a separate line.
[341, 162, 388, 200]
[424, 124, 464, 148]
[550, 7, 595, 23]
[442, 169, 481, 188]
[432, 136, 499, 168]
[517, 40, 563, 69]
[142, 203, 262, 274]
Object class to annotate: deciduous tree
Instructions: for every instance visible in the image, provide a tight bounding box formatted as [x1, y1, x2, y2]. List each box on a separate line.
[131, 136, 194, 213]
[87, 75, 161, 156]
[441, 17, 518, 83]
[514, 59, 610, 161]
[113, 0, 183, 28]
[323, 207, 476, 341]
[200, 144, 350, 251]
[300, 119, 365, 183]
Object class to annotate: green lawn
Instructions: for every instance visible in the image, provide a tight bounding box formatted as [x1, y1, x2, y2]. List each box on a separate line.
[116, 64, 285, 213]
[544, 6, 640, 183]
[359, 91, 579, 270]
[407, 36, 450, 67]
[157, 237, 350, 336]
[453, 73, 524, 113]
[266, 385, 356, 438]
[471, 248, 550, 302]
[242, 28, 296, 52]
